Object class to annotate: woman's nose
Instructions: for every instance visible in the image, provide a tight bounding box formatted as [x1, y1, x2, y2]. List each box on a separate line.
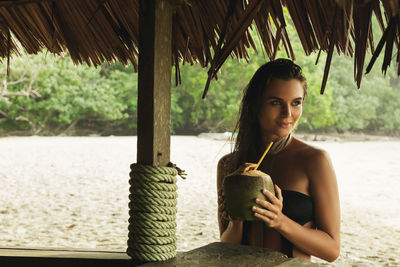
[281, 104, 291, 117]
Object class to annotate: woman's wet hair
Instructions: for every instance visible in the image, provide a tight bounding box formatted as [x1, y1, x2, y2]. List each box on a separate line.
[229, 58, 307, 172]
[245, 58, 308, 106]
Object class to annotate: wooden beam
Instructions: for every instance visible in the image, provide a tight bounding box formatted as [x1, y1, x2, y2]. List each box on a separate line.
[137, 0, 173, 166]
[0, 247, 131, 267]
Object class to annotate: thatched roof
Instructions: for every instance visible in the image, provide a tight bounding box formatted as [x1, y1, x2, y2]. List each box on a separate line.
[0, 0, 399, 96]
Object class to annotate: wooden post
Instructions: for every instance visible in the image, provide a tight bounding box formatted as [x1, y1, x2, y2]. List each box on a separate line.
[137, 0, 173, 166]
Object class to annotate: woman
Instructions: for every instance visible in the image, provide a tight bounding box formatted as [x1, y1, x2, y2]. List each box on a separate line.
[217, 59, 340, 262]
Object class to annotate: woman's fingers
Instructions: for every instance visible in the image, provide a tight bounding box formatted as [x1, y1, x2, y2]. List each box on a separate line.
[242, 163, 257, 172]
[253, 200, 282, 228]
[262, 189, 282, 207]
[274, 184, 283, 201]
[255, 197, 279, 213]
[252, 206, 277, 220]
[254, 186, 284, 228]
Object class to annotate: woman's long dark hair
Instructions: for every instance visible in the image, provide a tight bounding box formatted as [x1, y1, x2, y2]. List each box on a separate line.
[229, 58, 308, 173]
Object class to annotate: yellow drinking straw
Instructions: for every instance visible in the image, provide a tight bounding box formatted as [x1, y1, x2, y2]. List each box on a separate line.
[254, 141, 274, 170]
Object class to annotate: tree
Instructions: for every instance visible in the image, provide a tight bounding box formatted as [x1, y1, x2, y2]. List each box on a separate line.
[0, 53, 127, 135]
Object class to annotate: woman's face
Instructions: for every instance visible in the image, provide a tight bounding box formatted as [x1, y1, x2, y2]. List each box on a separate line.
[258, 78, 304, 141]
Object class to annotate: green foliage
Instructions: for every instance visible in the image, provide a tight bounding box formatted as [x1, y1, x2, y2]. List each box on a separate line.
[0, 53, 128, 135]
[1, 12, 400, 136]
[172, 58, 256, 133]
[100, 62, 137, 133]
[290, 53, 337, 132]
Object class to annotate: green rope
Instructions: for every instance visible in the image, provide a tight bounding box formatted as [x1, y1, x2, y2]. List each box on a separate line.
[128, 235, 177, 245]
[128, 217, 177, 229]
[130, 179, 179, 192]
[133, 187, 178, 199]
[130, 242, 177, 253]
[127, 162, 186, 262]
[128, 224, 176, 237]
[129, 210, 176, 222]
[130, 202, 177, 215]
[130, 195, 177, 207]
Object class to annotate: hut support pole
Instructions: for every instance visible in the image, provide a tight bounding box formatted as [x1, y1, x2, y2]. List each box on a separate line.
[137, 0, 173, 166]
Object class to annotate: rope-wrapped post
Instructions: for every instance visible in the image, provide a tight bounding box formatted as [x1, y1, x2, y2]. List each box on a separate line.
[127, 163, 186, 263]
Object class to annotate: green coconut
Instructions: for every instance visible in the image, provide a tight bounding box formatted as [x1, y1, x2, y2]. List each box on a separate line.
[223, 169, 275, 221]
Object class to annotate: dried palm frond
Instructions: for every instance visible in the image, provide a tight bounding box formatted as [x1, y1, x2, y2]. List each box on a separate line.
[0, 0, 398, 95]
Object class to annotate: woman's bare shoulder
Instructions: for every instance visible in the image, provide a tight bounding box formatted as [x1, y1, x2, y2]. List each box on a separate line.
[291, 137, 329, 159]
[292, 137, 335, 181]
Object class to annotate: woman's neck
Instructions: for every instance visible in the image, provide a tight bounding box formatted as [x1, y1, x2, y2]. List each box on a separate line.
[260, 134, 284, 148]
[259, 134, 293, 156]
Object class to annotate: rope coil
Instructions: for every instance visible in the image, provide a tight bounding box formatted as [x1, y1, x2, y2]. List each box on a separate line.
[128, 217, 177, 229]
[130, 203, 177, 215]
[127, 162, 186, 262]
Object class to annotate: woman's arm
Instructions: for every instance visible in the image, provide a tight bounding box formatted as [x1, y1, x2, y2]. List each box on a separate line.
[253, 149, 340, 262]
[217, 155, 243, 244]
[220, 220, 243, 243]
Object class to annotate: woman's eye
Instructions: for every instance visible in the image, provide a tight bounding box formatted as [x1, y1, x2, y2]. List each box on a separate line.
[292, 100, 302, 106]
[270, 100, 281, 105]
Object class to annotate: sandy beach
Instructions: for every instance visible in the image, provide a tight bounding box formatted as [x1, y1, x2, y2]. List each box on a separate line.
[0, 135, 399, 266]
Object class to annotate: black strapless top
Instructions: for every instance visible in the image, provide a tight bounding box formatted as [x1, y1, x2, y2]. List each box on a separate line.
[282, 190, 314, 225]
[281, 190, 314, 257]
[242, 189, 314, 257]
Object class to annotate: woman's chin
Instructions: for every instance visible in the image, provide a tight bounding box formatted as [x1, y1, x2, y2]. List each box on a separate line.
[262, 128, 292, 141]
[274, 129, 292, 139]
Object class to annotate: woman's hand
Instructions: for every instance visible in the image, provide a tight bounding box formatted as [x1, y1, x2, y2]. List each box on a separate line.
[252, 184, 285, 229]
[233, 162, 258, 174]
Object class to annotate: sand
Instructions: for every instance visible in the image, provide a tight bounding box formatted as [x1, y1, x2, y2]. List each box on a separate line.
[0, 135, 399, 266]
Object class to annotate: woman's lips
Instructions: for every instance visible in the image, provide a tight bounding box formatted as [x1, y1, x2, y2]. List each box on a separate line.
[277, 122, 292, 128]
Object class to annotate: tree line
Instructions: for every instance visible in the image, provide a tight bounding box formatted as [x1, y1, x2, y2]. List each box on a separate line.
[1, 22, 399, 136]
[0, 49, 398, 136]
